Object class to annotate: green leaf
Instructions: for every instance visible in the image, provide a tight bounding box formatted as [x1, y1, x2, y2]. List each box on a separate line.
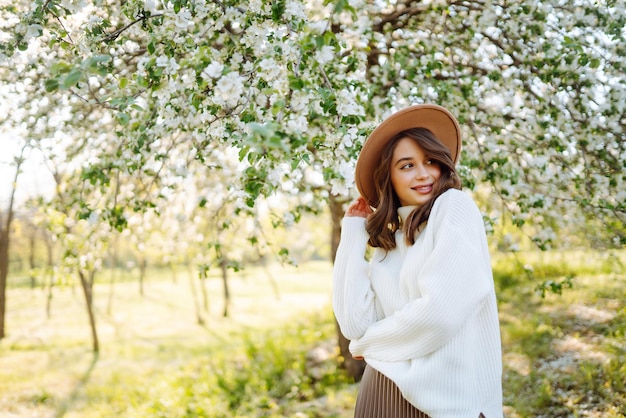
[106, 206, 128, 232]
[62, 68, 83, 89]
[271, 99, 286, 115]
[92, 54, 111, 63]
[44, 78, 59, 92]
[50, 60, 72, 75]
[288, 76, 305, 90]
[249, 122, 275, 140]
[332, 0, 356, 16]
[136, 75, 148, 88]
[271, 0, 285, 22]
[119, 77, 128, 88]
[117, 112, 130, 125]
[82, 54, 110, 70]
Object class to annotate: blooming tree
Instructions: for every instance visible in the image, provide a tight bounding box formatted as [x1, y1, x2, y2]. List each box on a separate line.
[1, 0, 625, 371]
[2, 0, 623, 245]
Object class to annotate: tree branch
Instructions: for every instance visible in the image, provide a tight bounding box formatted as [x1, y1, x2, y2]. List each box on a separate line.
[373, 0, 428, 33]
[103, 13, 163, 43]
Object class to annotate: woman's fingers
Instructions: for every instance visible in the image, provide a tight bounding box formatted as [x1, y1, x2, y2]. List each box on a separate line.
[346, 197, 372, 218]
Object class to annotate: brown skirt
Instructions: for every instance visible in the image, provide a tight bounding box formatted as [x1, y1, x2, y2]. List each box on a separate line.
[354, 365, 430, 418]
[354, 365, 487, 418]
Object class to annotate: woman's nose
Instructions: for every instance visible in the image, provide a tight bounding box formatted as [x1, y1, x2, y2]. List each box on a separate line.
[414, 163, 428, 179]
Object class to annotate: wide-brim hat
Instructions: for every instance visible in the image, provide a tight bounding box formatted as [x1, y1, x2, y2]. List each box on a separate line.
[355, 104, 462, 208]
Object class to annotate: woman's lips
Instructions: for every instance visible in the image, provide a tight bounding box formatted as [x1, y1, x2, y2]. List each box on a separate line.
[412, 184, 433, 194]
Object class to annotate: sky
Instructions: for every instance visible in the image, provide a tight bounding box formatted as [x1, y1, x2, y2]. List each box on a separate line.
[0, 132, 55, 209]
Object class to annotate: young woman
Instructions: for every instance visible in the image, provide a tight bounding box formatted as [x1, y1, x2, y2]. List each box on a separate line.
[333, 104, 503, 418]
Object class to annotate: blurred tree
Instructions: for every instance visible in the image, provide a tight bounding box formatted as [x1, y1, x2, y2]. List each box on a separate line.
[1, 0, 625, 374]
[0, 143, 27, 339]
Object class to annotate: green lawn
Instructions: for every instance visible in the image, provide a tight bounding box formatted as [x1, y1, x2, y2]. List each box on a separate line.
[0, 253, 624, 417]
[1, 261, 356, 417]
[494, 251, 626, 417]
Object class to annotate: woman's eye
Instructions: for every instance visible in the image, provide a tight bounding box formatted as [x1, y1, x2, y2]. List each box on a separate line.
[401, 163, 413, 169]
[425, 159, 433, 165]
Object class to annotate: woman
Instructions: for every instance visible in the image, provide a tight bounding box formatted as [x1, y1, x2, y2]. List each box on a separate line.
[333, 104, 503, 418]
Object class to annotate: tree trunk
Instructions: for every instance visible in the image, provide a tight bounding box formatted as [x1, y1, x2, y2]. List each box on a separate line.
[259, 251, 280, 301]
[219, 258, 230, 318]
[187, 264, 205, 325]
[0, 145, 25, 340]
[106, 248, 117, 316]
[28, 226, 37, 289]
[78, 269, 99, 353]
[169, 261, 178, 284]
[106, 273, 115, 316]
[45, 232, 54, 319]
[329, 194, 366, 381]
[138, 257, 146, 297]
[199, 268, 209, 312]
[0, 226, 9, 340]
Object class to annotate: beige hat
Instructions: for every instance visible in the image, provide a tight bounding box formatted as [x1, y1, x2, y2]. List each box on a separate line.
[355, 104, 462, 207]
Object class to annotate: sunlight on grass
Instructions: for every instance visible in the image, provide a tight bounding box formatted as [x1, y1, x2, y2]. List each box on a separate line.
[1, 252, 625, 417]
[497, 250, 626, 417]
[0, 261, 358, 417]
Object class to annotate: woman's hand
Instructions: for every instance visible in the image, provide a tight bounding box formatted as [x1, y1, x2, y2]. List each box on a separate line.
[345, 196, 373, 218]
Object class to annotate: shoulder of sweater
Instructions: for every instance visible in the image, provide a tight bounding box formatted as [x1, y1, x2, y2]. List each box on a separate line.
[433, 188, 477, 210]
[431, 188, 483, 227]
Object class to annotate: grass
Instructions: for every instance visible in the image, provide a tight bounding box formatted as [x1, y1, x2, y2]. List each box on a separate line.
[494, 250, 626, 417]
[0, 261, 356, 417]
[1, 251, 625, 417]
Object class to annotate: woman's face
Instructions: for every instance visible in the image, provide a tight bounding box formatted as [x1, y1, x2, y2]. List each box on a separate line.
[390, 137, 441, 207]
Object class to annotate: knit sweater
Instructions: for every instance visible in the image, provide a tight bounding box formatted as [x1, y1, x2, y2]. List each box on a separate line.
[333, 189, 503, 418]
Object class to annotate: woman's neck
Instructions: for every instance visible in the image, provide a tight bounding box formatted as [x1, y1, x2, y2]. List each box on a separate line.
[398, 205, 417, 222]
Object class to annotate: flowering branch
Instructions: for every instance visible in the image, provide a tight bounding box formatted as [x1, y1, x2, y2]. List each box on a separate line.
[102, 12, 163, 43]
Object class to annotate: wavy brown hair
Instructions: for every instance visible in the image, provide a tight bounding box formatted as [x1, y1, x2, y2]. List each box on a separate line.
[365, 128, 462, 251]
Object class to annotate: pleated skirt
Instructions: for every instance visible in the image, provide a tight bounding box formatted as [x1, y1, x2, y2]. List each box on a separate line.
[354, 365, 430, 418]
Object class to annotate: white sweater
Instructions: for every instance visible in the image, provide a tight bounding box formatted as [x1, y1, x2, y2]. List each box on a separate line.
[333, 189, 503, 418]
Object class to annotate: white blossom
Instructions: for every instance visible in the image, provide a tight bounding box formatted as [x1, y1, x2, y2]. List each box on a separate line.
[283, 211, 296, 226]
[2, 0, 623, 277]
[174, 9, 193, 29]
[201, 62, 224, 80]
[336, 88, 365, 117]
[338, 159, 354, 185]
[267, 165, 285, 184]
[341, 127, 358, 148]
[284, 1, 306, 20]
[214, 71, 246, 108]
[162, 57, 180, 75]
[290, 91, 311, 112]
[258, 58, 282, 80]
[315, 45, 335, 64]
[84, 15, 103, 31]
[25, 24, 42, 40]
[287, 114, 308, 133]
[144, 0, 158, 12]
[330, 177, 350, 196]
[242, 24, 271, 53]
[306, 20, 328, 35]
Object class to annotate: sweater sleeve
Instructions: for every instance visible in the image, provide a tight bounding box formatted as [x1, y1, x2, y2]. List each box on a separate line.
[332, 216, 378, 340]
[349, 191, 493, 361]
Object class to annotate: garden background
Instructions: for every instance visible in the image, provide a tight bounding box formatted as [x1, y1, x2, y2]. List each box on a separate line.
[0, 0, 624, 416]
